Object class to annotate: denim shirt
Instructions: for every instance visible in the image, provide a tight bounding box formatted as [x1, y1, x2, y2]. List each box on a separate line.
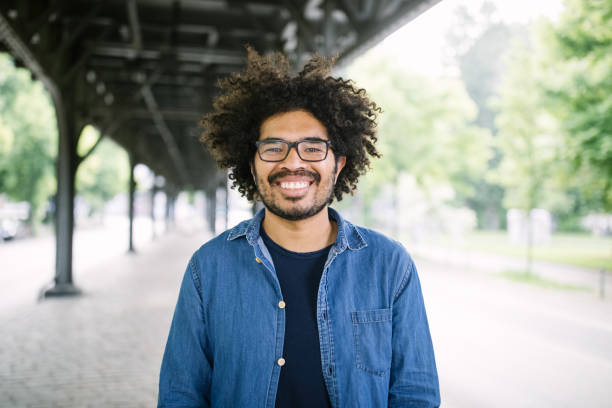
[158, 208, 440, 408]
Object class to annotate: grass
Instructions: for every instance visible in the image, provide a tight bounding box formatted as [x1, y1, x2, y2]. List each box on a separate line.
[421, 231, 612, 271]
[499, 270, 592, 292]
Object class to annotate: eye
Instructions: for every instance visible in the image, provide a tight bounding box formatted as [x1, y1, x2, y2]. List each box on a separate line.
[302, 141, 326, 153]
[264, 146, 283, 153]
[260, 142, 284, 153]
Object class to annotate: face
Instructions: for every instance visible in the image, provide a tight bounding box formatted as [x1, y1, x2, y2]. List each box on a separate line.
[252, 110, 346, 221]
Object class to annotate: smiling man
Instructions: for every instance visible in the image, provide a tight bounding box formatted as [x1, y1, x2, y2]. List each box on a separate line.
[158, 48, 440, 408]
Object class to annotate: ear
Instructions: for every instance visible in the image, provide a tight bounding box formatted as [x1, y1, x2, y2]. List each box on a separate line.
[334, 156, 346, 183]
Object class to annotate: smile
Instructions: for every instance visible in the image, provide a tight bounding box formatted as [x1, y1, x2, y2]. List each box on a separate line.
[279, 181, 310, 189]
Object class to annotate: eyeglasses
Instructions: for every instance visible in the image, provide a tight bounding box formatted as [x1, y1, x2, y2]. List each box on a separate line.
[255, 139, 331, 162]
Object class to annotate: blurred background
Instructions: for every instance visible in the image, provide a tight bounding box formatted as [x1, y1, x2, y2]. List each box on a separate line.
[1, 0, 611, 407]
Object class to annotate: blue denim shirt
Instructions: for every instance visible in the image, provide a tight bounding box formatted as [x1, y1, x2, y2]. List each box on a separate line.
[158, 208, 440, 407]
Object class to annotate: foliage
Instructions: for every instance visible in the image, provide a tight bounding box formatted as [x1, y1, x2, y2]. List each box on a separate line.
[345, 54, 492, 225]
[445, 2, 529, 229]
[447, 4, 527, 131]
[0, 53, 57, 224]
[491, 38, 563, 213]
[0, 52, 129, 225]
[76, 126, 129, 215]
[541, 0, 612, 211]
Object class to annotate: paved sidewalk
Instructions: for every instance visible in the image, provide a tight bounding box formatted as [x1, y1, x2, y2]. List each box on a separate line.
[0, 227, 210, 408]
[2, 222, 610, 408]
[411, 243, 612, 296]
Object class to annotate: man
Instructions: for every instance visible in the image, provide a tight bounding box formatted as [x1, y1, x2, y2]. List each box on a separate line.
[158, 48, 440, 408]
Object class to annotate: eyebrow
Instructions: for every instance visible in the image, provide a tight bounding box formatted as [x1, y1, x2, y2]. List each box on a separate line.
[259, 137, 328, 142]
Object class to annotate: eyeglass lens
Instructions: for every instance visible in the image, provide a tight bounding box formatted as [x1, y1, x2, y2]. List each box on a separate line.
[258, 140, 328, 161]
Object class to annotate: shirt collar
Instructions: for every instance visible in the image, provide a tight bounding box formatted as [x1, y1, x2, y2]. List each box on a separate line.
[227, 207, 367, 252]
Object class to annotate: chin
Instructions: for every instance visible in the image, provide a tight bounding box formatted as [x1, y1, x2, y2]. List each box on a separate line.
[266, 202, 327, 221]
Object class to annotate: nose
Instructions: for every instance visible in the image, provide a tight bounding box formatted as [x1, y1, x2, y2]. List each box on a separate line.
[281, 144, 305, 169]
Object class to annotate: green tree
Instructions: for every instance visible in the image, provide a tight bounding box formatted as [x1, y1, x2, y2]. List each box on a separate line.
[76, 125, 129, 215]
[542, 0, 612, 211]
[445, 1, 529, 229]
[346, 54, 491, 232]
[492, 37, 564, 274]
[0, 53, 57, 225]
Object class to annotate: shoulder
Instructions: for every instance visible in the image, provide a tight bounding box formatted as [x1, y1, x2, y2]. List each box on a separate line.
[190, 218, 252, 271]
[339, 217, 418, 302]
[342, 217, 412, 262]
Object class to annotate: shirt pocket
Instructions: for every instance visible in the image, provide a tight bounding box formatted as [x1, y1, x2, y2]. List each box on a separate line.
[351, 307, 393, 377]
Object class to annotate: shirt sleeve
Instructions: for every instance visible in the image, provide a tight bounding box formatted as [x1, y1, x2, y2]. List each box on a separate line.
[388, 256, 440, 408]
[158, 255, 212, 408]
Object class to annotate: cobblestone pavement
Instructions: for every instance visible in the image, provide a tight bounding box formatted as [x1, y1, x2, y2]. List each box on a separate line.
[1, 226, 210, 408]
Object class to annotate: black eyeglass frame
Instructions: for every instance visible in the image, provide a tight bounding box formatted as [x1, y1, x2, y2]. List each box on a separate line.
[255, 139, 332, 162]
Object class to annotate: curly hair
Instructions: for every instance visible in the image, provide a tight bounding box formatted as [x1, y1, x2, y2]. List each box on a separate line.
[200, 47, 381, 202]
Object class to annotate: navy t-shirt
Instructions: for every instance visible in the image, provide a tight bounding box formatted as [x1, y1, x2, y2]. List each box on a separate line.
[260, 226, 333, 408]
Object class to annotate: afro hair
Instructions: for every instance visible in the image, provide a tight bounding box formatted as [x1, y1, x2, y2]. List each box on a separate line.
[200, 47, 381, 202]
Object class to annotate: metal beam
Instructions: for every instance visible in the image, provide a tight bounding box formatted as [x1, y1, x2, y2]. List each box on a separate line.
[339, 0, 377, 22]
[337, 0, 443, 67]
[141, 85, 190, 185]
[126, 0, 142, 53]
[89, 42, 245, 65]
[281, 0, 318, 52]
[60, 25, 112, 86]
[58, 2, 103, 55]
[90, 107, 203, 121]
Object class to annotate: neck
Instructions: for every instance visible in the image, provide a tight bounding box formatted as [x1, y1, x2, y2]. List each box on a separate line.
[262, 206, 337, 252]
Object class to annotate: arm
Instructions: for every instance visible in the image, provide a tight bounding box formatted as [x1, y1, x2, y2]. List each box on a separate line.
[388, 257, 440, 408]
[158, 256, 212, 408]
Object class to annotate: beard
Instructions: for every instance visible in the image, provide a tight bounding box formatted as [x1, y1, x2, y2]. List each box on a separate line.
[253, 162, 337, 221]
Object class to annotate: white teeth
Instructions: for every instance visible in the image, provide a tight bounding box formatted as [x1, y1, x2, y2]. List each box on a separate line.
[280, 181, 308, 189]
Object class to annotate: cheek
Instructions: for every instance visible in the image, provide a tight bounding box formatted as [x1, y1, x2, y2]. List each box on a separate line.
[253, 162, 273, 183]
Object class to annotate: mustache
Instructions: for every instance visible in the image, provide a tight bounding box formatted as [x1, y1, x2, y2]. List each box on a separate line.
[268, 169, 321, 184]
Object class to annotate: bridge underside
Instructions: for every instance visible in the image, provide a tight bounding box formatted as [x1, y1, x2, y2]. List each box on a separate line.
[0, 0, 440, 295]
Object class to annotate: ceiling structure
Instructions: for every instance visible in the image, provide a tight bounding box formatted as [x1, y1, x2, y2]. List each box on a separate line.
[1, 0, 441, 294]
[1, 0, 440, 192]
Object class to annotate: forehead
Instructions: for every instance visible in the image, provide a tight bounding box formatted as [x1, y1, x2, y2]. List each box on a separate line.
[259, 110, 328, 141]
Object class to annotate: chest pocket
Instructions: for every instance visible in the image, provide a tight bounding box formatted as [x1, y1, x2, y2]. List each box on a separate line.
[351, 307, 393, 377]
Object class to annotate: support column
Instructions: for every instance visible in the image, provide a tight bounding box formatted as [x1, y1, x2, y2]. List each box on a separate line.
[324, 0, 335, 54]
[169, 194, 176, 225]
[205, 187, 216, 234]
[45, 91, 81, 297]
[150, 178, 157, 240]
[165, 187, 176, 232]
[128, 154, 136, 253]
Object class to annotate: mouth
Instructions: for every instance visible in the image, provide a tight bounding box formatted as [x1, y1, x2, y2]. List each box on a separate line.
[275, 179, 313, 197]
[268, 170, 319, 198]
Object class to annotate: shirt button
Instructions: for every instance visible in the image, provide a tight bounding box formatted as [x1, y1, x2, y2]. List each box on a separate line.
[255, 258, 262, 263]
[277, 358, 286, 367]
[278, 301, 286, 309]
